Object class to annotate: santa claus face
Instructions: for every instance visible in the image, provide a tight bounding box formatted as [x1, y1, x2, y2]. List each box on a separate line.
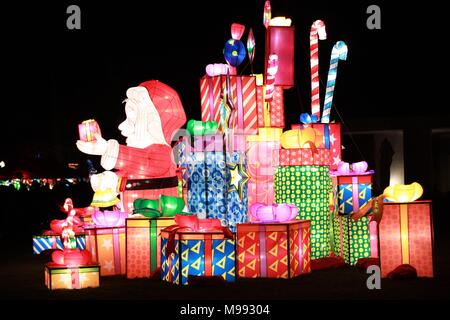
[118, 87, 167, 148]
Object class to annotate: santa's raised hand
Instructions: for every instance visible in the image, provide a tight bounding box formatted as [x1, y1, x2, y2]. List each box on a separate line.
[76, 133, 108, 156]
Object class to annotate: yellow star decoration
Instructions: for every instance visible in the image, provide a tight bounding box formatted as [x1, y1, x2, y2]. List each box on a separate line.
[227, 158, 250, 200]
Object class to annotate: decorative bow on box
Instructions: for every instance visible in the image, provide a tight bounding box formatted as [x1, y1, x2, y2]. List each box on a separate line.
[92, 210, 128, 228]
[299, 113, 319, 124]
[383, 182, 423, 203]
[280, 127, 323, 150]
[164, 214, 234, 256]
[249, 203, 298, 223]
[330, 161, 374, 176]
[186, 120, 218, 136]
[132, 196, 185, 218]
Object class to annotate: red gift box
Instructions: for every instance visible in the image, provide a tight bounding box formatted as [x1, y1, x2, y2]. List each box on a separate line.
[273, 148, 331, 166]
[200, 75, 258, 135]
[78, 119, 101, 142]
[237, 220, 311, 278]
[379, 201, 434, 277]
[291, 123, 341, 170]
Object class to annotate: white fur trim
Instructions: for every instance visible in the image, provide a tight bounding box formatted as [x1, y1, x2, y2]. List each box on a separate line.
[101, 139, 119, 170]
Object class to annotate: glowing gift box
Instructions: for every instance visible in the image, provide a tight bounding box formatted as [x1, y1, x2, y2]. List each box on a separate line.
[334, 174, 373, 216]
[265, 26, 295, 88]
[160, 226, 235, 285]
[379, 200, 434, 277]
[291, 123, 341, 170]
[246, 128, 282, 211]
[274, 165, 331, 259]
[330, 214, 378, 265]
[187, 151, 248, 232]
[200, 75, 258, 135]
[78, 119, 101, 142]
[273, 148, 331, 166]
[236, 220, 311, 278]
[45, 263, 100, 290]
[125, 217, 175, 278]
[256, 86, 285, 128]
[84, 226, 125, 276]
[33, 234, 85, 255]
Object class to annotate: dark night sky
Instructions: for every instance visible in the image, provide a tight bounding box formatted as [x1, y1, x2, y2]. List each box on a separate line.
[0, 0, 445, 170]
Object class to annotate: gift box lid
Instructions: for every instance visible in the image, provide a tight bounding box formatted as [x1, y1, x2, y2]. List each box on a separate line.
[45, 263, 100, 273]
[237, 219, 310, 232]
[125, 217, 176, 228]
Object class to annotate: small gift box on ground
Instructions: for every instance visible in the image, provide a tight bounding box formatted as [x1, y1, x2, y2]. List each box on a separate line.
[330, 214, 378, 265]
[45, 263, 100, 290]
[236, 220, 311, 278]
[84, 226, 125, 276]
[291, 123, 341, 170]
[200, 75, 259, 134]
[33, 234, 85, 255]
[160, 215, 235, 285]
[187, 149, 248, 232]
[379, 200, 434, 277]
[274, 165, 331, 259]
[125, 217, 175, 279]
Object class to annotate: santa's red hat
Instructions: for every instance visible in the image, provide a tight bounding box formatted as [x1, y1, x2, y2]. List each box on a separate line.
[138, 80, 187, 144]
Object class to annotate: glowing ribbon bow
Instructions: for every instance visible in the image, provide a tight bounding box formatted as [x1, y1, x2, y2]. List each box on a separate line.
[250, 203, 298, 223]
[300, 113, 319, 124]
[331, 161, 374, 176]
[92, 210, 128, 227]
[280, 128, 324, 150]
[383, 182, 423, 203]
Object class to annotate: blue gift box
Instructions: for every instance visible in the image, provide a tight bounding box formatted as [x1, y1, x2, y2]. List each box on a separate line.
[336, 175, 372, 215]
[187, 151, 248, 232]
[33, 234, 86, 254]
[160, 229, 235, 285]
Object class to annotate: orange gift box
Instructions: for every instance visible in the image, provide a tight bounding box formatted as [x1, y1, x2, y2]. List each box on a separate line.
[379, 200, 434, 277]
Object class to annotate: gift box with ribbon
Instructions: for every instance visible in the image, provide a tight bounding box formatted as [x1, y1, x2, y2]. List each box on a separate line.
[291, 123, 341, 170]
[45, 263, 100, 290]
[200, 75, 258, 135]
[256, 85, 285, 128]
[274, 165, 331, 259]
[33, 234, 85, 255]
[187, 151, 248, 232]
[379, 200, 434, 277]
[246, 128, 282, 212]
[330, 214, 378, 265]
[331, 162, 374, 216]
[78, 119, 101, 142]
[84, 226, 125, 276]
[125, 217, 176, 279]
[236, 219, 311, 278]
[274, 148, 331, 166]
[160, 215, 235, 285]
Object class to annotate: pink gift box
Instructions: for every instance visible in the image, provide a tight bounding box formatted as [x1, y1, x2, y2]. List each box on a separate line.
[78, 119, 101, 142]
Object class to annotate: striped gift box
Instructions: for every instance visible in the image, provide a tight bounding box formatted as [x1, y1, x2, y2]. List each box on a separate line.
[200, 75, 258, 135]
[33, 234, 86, 254]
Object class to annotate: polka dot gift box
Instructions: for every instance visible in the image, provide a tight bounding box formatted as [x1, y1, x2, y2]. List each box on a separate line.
[274, 165, 331, 259]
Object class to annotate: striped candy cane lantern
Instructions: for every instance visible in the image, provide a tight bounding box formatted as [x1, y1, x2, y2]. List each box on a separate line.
[265, 54, 278, 102]
[310, 20, 327, 119]
[321, 41, 348, 123]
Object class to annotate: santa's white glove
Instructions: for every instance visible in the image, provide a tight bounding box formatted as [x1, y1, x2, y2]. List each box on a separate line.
[90, 171, 119, 192]
[76, 133, 108, 156]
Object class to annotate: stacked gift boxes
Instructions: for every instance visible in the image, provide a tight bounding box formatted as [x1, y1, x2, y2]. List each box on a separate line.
[237, 220, 311, 278]
[186, 134, 248, 232]
[160, 226, 236, 285]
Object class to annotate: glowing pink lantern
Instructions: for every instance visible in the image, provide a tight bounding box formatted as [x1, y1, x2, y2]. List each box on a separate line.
[265, 24, 294, 88]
